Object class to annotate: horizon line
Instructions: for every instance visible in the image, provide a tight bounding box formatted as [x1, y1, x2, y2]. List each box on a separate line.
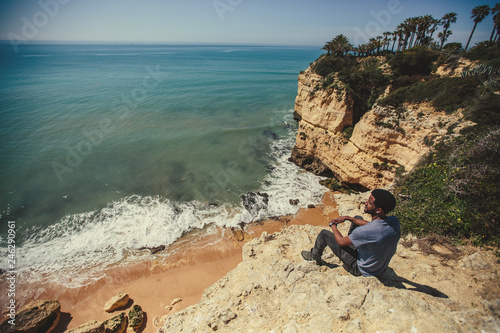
[0, 40, 324, 48]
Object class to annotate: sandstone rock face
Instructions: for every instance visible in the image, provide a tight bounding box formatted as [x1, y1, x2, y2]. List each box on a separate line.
[0, 299, 61, 333]
[103, 313, 127, 333]
[291, 67, 475, 189]
[103, 292, 129, 312]
[435, 57, 477, 77]
[66, 320, 104, 333]
[294, 69, 354, 134]
[159, 224, 500, 332]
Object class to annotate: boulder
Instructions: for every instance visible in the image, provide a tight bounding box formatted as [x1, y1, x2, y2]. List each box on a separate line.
[103, 313, 127, 333]
[65, 320, 104, 333]
[127, 305, 144, 331]
[0, 299, 61, 333]
[103, 292, 129, 312]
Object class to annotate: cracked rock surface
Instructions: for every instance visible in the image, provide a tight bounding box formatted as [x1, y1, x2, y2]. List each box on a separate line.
[159, 224, 500, 332]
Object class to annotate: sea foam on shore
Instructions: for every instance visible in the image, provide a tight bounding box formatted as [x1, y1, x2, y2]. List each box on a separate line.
[14, 129, 326, 288]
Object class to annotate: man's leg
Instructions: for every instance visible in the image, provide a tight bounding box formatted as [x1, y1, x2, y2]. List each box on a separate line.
[310, 228, 361, 276]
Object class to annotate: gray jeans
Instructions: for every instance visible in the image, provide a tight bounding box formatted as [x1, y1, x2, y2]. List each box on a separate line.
[311, 217, 362, 276]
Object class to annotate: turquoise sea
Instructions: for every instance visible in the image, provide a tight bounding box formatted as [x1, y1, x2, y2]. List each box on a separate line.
[0, 43, 326, 286]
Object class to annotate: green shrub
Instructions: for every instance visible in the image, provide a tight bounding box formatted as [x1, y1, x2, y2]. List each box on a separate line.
[312, 55, 355, 77]
[389, 46, 440, 77]
[443, 42, 463, 51]
[467, 89, 500, 127]
[465, 41, 500, 67]
[342, 126, 354, 140]
[394, 128, 500, 246]
[319, 178, 352, 193]
[322, 74, 336, 89]
[380, 77, 478, 113]
[337, 59, 389, 123]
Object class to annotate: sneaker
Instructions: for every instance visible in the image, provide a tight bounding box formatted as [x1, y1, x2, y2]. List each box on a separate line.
[301, 249, 321, 264]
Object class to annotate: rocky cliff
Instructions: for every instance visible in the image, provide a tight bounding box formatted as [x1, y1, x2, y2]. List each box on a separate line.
[290, 66, 475, 189]
[158, 194, 500, 332]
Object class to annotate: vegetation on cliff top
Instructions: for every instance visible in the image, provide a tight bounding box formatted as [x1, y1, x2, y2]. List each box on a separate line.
[308, 5, 500, 246]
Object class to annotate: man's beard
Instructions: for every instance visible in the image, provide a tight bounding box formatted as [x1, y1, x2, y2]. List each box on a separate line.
[364, 207, 376, 215]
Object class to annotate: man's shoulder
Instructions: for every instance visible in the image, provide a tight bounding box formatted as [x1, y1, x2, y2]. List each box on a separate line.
[384, 215, 400, 223]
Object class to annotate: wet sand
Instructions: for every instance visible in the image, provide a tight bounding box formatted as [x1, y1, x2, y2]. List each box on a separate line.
[3, 192, 338, 332]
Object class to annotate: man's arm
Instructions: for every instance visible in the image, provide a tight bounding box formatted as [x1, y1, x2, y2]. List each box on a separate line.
[333, 215, 369, 226]
[331, 224, 353, 247]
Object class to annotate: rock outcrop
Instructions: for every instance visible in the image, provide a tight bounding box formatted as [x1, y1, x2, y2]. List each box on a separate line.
[290, 67, 475, 189]
[128, 305, 144, 331]
[103, 292, 129, 312]
[66, 320, 104, 333]
[159, 223, 500, 332]
[65, 312, 127, 333]
[0, 299, 61, 333]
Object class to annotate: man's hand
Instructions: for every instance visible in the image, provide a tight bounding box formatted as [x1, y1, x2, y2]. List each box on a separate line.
[329, 216, 352, 226]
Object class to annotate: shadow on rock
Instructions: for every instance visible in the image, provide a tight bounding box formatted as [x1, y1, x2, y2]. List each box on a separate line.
[318, 261, 340, 269]
[377, 268, 448, 298]
[113, 298, 135, 312]
[53, 312, 72, 332]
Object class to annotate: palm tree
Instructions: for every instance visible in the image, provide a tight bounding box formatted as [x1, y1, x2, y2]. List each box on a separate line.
[495, 15, 500, 41]
[415, 15, 434, 46]
[382, 32, 392, 51]
[322, 40, 334, 56]
[407, 17, 419, 48]
[428, 17, 441, 42]
[401, 22, 412, 50]
[331, 34, 352, 57]
[490, 3, 500, 41]
[465, 5, 491, 50]
[440, 12, 458, 49]
[391, 30, 400, 52]
[438, 30, 453, 49]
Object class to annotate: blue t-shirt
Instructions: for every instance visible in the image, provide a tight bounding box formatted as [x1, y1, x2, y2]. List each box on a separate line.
[349, 216, 401, 277]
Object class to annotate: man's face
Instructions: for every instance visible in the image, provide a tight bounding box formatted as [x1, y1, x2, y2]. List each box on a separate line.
[364, 195, 377, 214]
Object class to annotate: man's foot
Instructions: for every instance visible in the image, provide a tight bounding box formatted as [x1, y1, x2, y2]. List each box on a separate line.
[301, 249, 322, 264]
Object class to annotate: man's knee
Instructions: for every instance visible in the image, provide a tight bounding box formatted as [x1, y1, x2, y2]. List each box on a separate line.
[319, 229, 333, 239]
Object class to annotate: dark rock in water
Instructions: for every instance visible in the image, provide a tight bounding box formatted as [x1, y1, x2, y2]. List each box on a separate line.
[241, 192, 269, 219]
[138, 245, 165, 254]
[293, 110, 302, 122]
[262, 129, 279, 140]
[289, 199, 299, 206]
[308, 204, 316, 209]
[0, 299, 61, 333]
[209, 202, 218, 208]
[289, 147, 334, 178]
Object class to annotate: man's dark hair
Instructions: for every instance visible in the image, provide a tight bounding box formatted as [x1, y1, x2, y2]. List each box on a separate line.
[372, 189, 396, 214]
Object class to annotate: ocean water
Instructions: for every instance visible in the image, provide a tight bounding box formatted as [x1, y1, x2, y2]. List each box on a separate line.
[0, 43, 325, 287]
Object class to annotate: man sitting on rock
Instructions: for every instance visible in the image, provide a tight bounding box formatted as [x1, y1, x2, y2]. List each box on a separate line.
[302, 189, 400, 277]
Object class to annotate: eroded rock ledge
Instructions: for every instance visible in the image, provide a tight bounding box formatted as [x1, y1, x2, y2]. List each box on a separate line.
[290, 67, 475, 189]
[159, 223, 500, 332]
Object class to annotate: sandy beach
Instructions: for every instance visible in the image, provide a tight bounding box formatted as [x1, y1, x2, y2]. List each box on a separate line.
[6, 192, 338, 332]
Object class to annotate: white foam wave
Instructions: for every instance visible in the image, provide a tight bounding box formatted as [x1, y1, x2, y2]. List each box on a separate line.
[2, 117, 327, 287]
[10, 197, 241, 287]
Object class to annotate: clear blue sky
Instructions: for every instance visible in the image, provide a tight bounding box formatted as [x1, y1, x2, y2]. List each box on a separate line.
[0, 0, 498, 47]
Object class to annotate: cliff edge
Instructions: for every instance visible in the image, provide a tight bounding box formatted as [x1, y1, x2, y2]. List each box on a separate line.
[290, 61, 475, 190]
[159, 203, 500, 332]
